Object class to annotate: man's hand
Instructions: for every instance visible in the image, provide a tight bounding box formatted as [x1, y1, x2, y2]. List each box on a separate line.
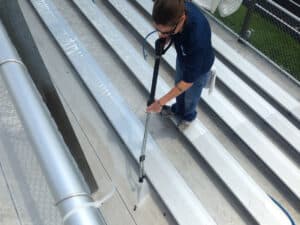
[158, 36, 171, 46]
[146, 100, 162, 113]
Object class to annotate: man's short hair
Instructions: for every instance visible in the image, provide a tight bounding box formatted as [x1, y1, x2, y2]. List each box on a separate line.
[152, 0, 185, 26]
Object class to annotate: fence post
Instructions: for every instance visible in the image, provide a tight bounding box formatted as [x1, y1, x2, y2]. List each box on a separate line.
[239, 0, 257, 42]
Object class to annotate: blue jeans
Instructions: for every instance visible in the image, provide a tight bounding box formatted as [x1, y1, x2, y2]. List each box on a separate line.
[171, 60, 209, 121]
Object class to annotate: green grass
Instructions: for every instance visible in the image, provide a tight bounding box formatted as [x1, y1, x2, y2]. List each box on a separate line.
[214, 5, 300, 81]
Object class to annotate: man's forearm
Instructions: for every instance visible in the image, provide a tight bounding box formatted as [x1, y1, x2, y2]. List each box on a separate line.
[159, 81, 193, 106]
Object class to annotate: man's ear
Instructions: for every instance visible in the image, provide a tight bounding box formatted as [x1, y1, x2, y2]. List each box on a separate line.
[179, 14, 186, 24]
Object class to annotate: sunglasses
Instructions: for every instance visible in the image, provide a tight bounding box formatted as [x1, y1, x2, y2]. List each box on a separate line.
[157, 21, 180, 36]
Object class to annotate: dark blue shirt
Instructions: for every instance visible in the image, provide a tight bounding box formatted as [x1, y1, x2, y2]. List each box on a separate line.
[172, 2, 215, 83]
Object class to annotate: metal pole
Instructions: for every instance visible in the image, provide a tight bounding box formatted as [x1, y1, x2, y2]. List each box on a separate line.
[138, 38, 165, 183]
[267, 0, 299, 22]
[239, 0, 257, 41]
[0, 21, 105, 225]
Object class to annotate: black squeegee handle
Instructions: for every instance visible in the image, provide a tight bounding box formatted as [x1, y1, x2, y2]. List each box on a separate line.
[148, 37, 172, 106]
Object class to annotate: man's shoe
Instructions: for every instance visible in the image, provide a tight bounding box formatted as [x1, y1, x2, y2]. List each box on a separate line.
[160, 105, 175, 118]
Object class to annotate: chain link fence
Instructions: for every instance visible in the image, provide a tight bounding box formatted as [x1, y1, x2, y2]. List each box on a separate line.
[210, 0, 300, 81]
